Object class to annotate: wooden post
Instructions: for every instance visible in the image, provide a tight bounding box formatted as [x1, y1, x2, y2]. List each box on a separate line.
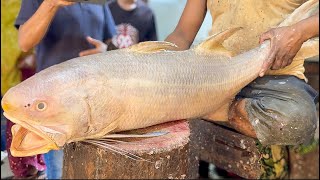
[304, 57, 319, 91]
[289, 146, 319, 179]
[189, 120, 262, 179]
[62, 120, 199, 179]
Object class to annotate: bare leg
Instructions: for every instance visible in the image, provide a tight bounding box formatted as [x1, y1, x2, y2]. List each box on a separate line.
[229, 99, 257, 138]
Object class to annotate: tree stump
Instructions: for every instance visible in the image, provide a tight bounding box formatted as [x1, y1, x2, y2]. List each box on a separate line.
[62, 120, 199, 179]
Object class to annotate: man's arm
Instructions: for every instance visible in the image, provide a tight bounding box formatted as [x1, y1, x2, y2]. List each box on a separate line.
[18, 0, 74, 52]
[164, 0, 207, 50]
[259, 11, 319, 77]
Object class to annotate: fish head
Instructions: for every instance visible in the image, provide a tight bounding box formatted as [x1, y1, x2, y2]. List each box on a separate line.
[1, 68, 89, 157]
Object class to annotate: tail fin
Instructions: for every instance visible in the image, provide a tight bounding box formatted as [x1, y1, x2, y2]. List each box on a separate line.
[279, 0, 319, 60]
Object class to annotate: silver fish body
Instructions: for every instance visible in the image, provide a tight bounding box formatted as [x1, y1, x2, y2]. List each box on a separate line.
[60, 45, 267, 136]
[2, 40, 268, 145]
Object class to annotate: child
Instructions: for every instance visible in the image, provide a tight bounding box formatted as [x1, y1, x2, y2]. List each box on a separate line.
[108, 0, 157, 49]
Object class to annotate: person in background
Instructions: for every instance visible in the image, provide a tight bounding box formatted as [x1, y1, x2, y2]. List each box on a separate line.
[108, 0, 157, 49]
[1, 0, 46, 179]
[15, 0, 117, 178]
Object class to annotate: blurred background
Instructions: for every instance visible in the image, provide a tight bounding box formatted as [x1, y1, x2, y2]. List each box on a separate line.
[147, 0, 212, 44]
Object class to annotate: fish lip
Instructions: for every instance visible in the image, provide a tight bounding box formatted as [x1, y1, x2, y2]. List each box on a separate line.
[3, 112, 58, 146]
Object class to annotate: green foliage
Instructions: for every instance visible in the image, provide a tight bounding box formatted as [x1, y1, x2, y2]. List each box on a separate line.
[289, 138, 319, 155]
[256, 141, 288, 179]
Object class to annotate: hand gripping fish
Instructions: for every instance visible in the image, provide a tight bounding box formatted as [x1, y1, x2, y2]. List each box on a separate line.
[1, 0, 319, 157]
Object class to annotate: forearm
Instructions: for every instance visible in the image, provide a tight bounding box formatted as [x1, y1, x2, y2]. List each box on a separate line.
[164, 0, 207, 51]
[165, 29, 194, 50]
[294, 12, 319, 42]
[257, 9, 318, 75]
[18, 0, 60, 52]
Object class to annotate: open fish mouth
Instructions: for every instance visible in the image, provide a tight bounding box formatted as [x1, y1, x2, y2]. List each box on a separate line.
[3, 112, 59, 157]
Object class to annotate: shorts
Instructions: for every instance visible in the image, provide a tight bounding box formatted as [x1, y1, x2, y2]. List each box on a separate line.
[236, 75, 319, 145]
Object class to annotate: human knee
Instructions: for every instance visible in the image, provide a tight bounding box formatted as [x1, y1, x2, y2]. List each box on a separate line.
[229, 99, 257, 138]
[245, 96, 317, 145]
[284, 100, 317, 144]
[267, 97, 318, 145]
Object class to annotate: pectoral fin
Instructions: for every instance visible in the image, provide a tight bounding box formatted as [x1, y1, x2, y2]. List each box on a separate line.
[195, 27, 243, 57]
[69, 83, 126, 142]
[102, 131, 169, 139]
[128, 41, 179, 53]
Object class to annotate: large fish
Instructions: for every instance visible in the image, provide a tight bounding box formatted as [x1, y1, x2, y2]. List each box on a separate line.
[2, 0, 319, 157]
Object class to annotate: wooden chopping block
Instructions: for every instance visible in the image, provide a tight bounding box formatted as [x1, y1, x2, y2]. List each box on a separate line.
[62, 120, 199, 179]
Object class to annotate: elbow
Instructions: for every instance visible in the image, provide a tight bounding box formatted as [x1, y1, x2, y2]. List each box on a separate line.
[19, 43, 31, 52]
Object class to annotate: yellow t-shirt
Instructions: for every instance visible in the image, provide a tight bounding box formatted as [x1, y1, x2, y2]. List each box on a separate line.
[207, 0, 310, 80]
[1, 0, 23, 96]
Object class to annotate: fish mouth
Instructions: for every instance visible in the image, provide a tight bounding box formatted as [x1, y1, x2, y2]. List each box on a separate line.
[4, 112, 60, 157]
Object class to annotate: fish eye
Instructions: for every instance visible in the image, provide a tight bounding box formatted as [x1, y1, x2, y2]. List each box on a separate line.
[36, 102, 47, 111]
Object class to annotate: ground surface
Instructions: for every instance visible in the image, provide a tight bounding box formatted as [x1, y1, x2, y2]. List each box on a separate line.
[1, 156, 14, 179]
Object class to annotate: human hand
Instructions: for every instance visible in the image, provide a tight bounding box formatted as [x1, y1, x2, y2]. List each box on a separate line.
[17, 54, 36, 70]
[79, 36, 107, 57]
[258, 25, 305, 77]
[44, 0, 75, 7]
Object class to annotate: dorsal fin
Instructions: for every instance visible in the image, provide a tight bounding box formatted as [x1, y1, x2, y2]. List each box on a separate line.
[128, 41, 179, 53]
[195, 27, 243, 56]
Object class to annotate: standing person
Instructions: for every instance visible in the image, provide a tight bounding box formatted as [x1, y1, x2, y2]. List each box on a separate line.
[15, 0, 117, 178]
[108, 0, 157, 49]
[165, 0, 319, 145]
[1, 0, 46, 179]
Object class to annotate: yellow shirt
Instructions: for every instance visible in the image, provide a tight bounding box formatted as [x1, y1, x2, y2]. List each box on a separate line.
[1, 0, 23, 96]
[207, 0, 309, 80]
